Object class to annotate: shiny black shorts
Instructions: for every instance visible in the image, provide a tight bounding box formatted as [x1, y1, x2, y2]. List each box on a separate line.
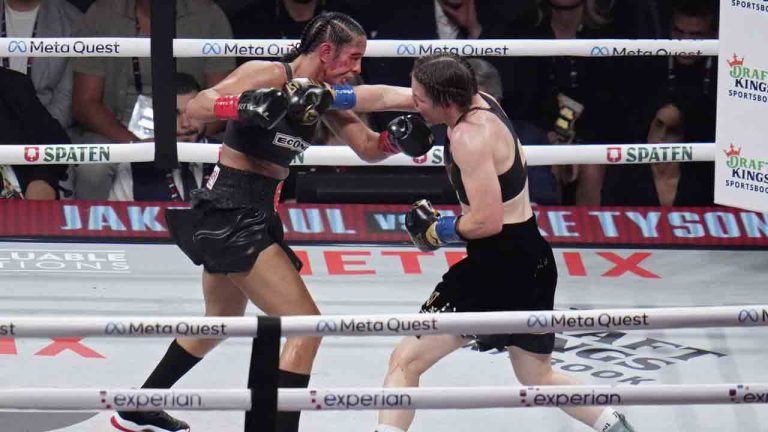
[420, 217, 556, 354]
[165, 164, 302, 274]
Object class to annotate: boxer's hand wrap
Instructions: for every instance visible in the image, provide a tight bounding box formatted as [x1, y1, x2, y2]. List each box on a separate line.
[378, 114, 434, 157]
[405, 199, 464, 252]
[284, 78, 334, 125]
[329, 84, 356, 110]
[213, 88, 288, 129]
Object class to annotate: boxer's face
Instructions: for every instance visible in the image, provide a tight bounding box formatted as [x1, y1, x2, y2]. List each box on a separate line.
[320, 37, 366, 84]
[647, 104, 684, 144]
[411, 78, 443, 125]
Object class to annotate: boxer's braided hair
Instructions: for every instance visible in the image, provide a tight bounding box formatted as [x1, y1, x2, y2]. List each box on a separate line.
[411, 54, 478, 111]
[281, 12, 366, 62]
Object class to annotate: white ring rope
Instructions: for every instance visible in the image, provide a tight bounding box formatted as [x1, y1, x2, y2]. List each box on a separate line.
[0, 384, 765, 411]
[0, 38, 720, 58]
[2, 305, 765, 338]
[0, 142, 716, 166]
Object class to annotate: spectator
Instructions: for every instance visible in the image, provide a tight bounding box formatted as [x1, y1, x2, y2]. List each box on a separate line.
[70, 0, 235, 200]
[628, 0, 719, 101]
[109, 73, 216, 201]
[361, 0, 529, 130]
[611, 0, 665, 38]
[0, 67, 68, 200]
[524, 0, 620, 206]
[601, 90, 715, 207]
[230, 0, 358, 64]
[1, 0, 82, 128]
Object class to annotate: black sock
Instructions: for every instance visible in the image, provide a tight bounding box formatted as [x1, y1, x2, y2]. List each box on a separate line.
[141, 340, 203, 389]
[276, 370, 310, 432]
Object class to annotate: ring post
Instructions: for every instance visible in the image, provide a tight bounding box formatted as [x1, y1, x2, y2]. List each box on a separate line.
[244, 316, 281, 431]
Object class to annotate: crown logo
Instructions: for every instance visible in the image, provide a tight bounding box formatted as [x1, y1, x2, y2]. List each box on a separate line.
[724, 143, 742, 158]
[727, 53, 744, 68]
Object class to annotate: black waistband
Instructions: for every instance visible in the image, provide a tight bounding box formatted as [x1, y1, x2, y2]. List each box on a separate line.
[467, 216, 544, 251]
[190, 163, 280, 208]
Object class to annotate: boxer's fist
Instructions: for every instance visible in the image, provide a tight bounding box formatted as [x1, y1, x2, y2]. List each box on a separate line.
[213, 88, 289, 129]
[379, 114, 434, 157]
[284, 78, 333, 125]
[405, 199, 442, 252]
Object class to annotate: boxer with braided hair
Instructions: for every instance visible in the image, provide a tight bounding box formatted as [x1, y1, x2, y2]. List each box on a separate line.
[109, 11, 424, 432]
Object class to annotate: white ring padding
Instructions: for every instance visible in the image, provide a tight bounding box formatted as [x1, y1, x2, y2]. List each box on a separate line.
[0, 142, 716, 166]
[0, 143, 154, 165]
[3, 305, 766, 337]
[0, 384, 765, 410]
[0, 38, 720, 58]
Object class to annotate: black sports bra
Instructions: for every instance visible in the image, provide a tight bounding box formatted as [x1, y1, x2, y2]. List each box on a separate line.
[223, 63, 316, 168]
[445, 93, 527, 205]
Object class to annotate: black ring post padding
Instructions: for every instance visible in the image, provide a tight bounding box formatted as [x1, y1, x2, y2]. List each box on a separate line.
[150, 0, 177, 170]
[245, 316, 281, 432]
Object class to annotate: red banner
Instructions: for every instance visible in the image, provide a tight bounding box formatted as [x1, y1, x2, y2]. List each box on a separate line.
[0, 201, 766, 247]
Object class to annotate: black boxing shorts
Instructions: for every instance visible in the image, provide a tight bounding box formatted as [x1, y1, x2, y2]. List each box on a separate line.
[420, 217, 556, 354]
[165, 164, 302, 274]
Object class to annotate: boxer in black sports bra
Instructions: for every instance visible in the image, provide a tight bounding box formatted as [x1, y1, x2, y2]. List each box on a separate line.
[109, 12, 433, 432]
[335, 53, 637, 432]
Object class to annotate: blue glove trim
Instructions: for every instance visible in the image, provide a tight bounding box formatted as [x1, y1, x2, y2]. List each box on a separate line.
[435, 216, 463, 244]
[330, 84, 356, 110]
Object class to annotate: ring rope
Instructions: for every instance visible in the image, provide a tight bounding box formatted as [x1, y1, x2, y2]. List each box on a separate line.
[0, 384, 764, 411]
[3, 305, 765, 338]
[0, 38, 720, 58]
[1, 142, 716, 166]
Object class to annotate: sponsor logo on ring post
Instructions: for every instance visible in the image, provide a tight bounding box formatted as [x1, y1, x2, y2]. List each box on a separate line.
[8, 40, 28, 53]
[319, 391, 413, 409]
[535, 312, 651, 330]
[726, 53, 768, 104]
[202, 42, 222, 55]
[528, 390, 621, 407]
[315, 319, 338, 333]
[729, 384, 768, 404]
[607, 145, 693, 164]
[723, 143, 768, 194]
[0, 322, 16, 336]
[315, 317, 438, 334]
[7, 40, 120, 55]
[527, 313, 549, 328]
[589, 44, 703, 57]
[737, 308, 766, 323]
[22, 145, 111, 163]
[104, 321, 228, 336]
[105, 390, 204, 409]
[606, 147, 622, 163]
[396, 44, 417, 56]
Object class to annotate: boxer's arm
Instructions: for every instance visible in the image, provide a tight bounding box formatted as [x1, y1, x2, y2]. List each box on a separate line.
[450, 125, 504, 239]
[321, 111, 390, 162]
[186, 61, 287, 122]
[351, 85, 416, 112]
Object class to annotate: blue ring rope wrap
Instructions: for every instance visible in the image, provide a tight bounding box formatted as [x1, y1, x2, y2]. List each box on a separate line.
[330, 84, 356, 110]
[435, 216, 463, 244]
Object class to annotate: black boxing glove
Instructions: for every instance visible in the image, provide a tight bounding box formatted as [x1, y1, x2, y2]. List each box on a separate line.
[378, 114, 434, 157]
[284, 78, 334, 125]
[405, 199, 464, 252]
[213, 88, 288, 129]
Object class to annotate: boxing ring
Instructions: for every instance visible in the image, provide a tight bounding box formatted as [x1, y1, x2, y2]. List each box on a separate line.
[1, 37, 768, 431]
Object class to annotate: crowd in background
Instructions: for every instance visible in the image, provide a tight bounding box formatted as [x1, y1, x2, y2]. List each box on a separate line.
[0, 0, 719, 207]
